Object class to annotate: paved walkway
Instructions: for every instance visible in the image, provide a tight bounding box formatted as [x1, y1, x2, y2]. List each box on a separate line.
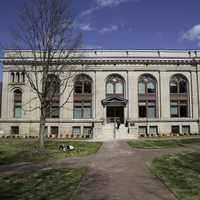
[71, 141, 179, 200]
[0, 141, 187, 200]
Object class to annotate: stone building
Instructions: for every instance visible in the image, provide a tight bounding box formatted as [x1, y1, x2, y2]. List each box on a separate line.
[0, 49, 200, 139]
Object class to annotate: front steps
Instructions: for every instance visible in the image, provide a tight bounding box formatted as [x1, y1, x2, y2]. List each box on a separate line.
[93, 124, 138, 141]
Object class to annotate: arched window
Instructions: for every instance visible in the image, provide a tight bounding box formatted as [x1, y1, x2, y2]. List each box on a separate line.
[13, 89, 22, 118]
[45, 74, 60, 118]
[170, 74, 189, 118]
[138, 74, 157, 118]
[74, 74, 92, 94]
[74, 74, 92, 119]
[106, 74, 124, 96]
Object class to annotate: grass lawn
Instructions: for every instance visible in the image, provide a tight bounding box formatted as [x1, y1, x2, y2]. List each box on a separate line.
[149, 152, 200, 200]
[0, 139, 102, 165]
[0, 168, 86, 200]
[128, 138, 200, 149]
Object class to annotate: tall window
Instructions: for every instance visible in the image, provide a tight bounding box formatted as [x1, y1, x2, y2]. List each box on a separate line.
[170, 74, 189, 118]
[74, 74, 92, 119]
[45, 74, 60, 118]
[13, 89, 22, 118]
[138, 74, 157, 118]
[106, 74, 124, 96]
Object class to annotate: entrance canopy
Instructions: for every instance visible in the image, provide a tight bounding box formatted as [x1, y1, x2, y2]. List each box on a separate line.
[101, 96, 128, 107]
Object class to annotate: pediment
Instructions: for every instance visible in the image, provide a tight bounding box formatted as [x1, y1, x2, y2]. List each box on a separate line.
[101, 96, 128, 106]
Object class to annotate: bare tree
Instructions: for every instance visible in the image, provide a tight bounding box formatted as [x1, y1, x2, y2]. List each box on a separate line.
[10, 0, 81, 148]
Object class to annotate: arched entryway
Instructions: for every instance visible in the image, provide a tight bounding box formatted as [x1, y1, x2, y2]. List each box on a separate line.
[102, 74, 127, 123]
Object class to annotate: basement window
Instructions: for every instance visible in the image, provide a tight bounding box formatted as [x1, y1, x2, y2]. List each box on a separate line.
[11, 126, 19, 135]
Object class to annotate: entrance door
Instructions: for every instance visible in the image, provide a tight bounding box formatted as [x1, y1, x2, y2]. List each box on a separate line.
[107, 106, 124, 123]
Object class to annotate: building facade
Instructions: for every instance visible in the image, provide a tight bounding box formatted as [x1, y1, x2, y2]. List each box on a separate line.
[1, 49, 200, 138]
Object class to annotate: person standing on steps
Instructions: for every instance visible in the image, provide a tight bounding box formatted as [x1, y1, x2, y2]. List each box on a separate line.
[117, 119, 120, 130]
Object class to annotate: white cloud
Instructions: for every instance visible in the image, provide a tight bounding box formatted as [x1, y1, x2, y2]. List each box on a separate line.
[81, 0, 139, 16]
[99, 25, 119, 34]
[81, 7, 99, 16]
[97, 0, 128, 7]
[182, 24, 200, 41]
[79, 23, 93, 31]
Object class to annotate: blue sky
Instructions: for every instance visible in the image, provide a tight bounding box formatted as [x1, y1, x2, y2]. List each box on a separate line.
[0, 0, 200, 79]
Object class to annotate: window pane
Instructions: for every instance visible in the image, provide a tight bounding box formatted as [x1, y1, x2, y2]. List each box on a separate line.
[74, 106, 82, 119]
[182, 126, 190, 134]
[83, 106, 92, 119]
[179, 81, 187, 93]
[180, 105, 188, 117]
[138, 126, 147, 134]
[15, 107, 22, 118]
[72, 127, 81, 135]
[147, 106, 156, 118]
[171, 101, 178, 106]
[84, 82, 92, 93]
[171, 126, 179, 134]
[75, 81, 82, 93]
[170, 82, 178, 93]
[149, 126, 158, 134]
[170, 106, 178, 117]
[139, 82, 145, 94]
[107, 83, 114, 94]
[11, 126, 19, 134]
[115, 82, 123, 94]
[147, 82, 156, 93]
[139, 106, 146, 117]
[51, 126, 58, 137]
[51, 106, 59, 118]
[83, 127, 92, 136]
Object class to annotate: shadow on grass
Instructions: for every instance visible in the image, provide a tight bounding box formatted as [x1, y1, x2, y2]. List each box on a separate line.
[0, 168, 87, 200]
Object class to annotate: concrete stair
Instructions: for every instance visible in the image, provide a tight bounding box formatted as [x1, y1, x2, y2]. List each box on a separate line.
[93, 124, 138, 141]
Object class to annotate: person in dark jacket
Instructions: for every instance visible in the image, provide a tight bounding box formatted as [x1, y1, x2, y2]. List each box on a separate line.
[117, 119, 120, 130]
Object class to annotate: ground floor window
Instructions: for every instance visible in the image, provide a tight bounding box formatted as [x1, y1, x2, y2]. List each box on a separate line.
[149, 126, 158, 135]
[50, 126, 59, 137]
[72, 126, 81, 136]
[182, 125, 190, 134]
[138, 126, 147, 134]
[171, 125, 180, 134]
[11, 126, 19, 135]
[74, 101, 92, 119]
[83, 127, 92, 136]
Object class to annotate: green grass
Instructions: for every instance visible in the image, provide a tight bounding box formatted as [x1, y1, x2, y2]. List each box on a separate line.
[0, 139, 102, 165]
[0, 168, 86, 200]
[128, 138, 200, 149]
[149, 152, 200, 200]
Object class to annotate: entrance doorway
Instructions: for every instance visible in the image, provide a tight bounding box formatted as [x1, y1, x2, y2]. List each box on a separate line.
[107, 106, 124, 123]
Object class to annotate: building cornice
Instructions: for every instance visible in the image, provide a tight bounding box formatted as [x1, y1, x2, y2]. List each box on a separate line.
[1, 57, 200, 66]
[1, 49, 200, 66]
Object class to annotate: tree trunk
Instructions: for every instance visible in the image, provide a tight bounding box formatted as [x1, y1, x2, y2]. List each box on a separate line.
[39, 114, 45, 148]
